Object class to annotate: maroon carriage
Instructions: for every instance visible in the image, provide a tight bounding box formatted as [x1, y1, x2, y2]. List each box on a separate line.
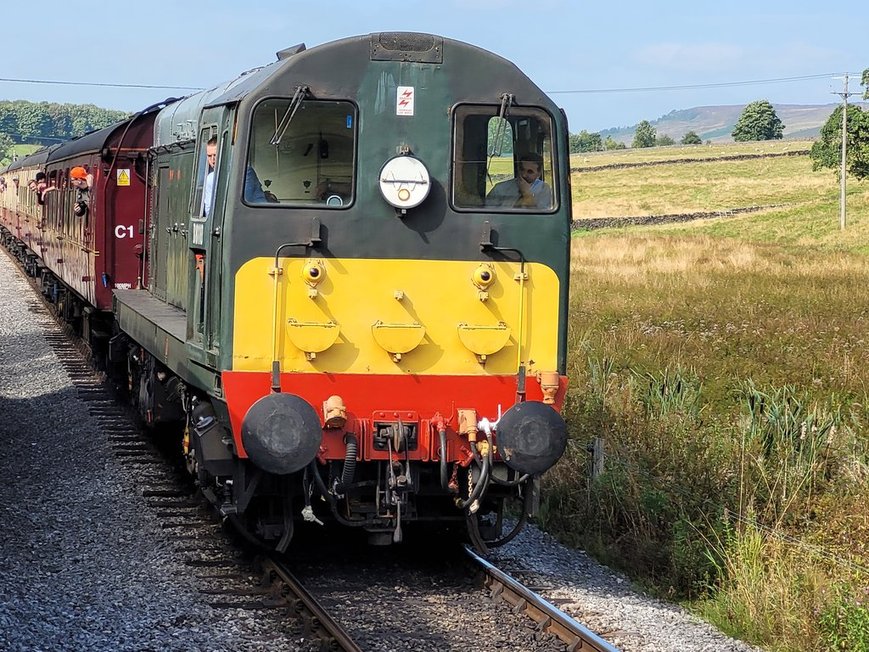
[32, 108, 165, 337]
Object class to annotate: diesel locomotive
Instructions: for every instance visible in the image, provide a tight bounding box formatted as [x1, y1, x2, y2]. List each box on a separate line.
[0, 32, 572, 551]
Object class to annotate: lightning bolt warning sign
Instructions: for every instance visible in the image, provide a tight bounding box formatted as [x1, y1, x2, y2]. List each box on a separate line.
[396, 86, 415, 116]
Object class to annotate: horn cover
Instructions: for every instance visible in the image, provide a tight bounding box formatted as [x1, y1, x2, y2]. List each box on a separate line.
[241, 393, 323, 475]
[497, 401, 567, 475]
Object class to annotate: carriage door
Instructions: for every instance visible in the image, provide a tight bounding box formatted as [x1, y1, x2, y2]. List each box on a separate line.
[187, 106, 231, 361]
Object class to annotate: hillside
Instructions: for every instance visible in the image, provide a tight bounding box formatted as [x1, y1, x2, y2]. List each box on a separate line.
[599, 102, 869, 144]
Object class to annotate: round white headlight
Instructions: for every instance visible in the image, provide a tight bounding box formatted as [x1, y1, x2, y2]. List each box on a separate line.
[378, 155, 431, 210]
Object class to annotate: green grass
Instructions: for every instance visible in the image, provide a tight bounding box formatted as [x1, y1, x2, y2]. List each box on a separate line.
[2, 143, 40, 167]
[540, 140, 869, 651]
[573, 152, 835, 218]
[11, 144, 39, 157]
[658, 191, 869, 254]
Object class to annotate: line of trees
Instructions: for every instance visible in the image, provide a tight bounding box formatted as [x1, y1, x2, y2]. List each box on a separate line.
[0, 100, 129, 164]
[569, 131, 626, 152]
[569, 124, 703, 153]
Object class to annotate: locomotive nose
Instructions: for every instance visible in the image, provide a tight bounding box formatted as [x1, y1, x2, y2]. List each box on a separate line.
[241, 393, 323, 475]
[496, 401, 567, 476]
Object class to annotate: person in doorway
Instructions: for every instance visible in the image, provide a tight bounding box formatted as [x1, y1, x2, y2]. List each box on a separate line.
[202, 137, 217, 217]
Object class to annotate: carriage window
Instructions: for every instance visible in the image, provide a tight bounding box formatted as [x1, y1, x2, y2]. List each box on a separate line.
[247, 99, 356, 208]
[452, 105, 556, 212]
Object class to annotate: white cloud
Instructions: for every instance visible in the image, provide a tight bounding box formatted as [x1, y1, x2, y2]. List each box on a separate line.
[634, 42, 747, 72]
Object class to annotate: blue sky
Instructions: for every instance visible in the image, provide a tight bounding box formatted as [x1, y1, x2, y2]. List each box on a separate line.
[4, 0, 866, 133]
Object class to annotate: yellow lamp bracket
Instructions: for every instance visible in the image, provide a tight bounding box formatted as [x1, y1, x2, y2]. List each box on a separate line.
[471, 263, 495, 301]
[301, 259, 326, 298]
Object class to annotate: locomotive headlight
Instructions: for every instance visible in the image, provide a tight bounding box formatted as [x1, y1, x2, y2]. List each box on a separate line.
[378, 155, 430, 212]
[472, 263, 496, 290]
[302, 260, 326, 286]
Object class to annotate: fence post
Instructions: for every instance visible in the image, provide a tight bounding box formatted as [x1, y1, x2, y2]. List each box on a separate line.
[587, 437, 605, 479]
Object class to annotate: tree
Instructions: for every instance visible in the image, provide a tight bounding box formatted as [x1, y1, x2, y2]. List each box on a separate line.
[732, 100, 784, 141]
[632, 120, 656, 148]
[809, 104, 869, 181]
[569, 130, 603, 153]
[681, 131, 702, 145]
[0, 132, 13, 165]
[487, 118, 514, 156]
[0, 100, 128, 146]
[603, 136, 626, 150]
[656, 134, 675, 146]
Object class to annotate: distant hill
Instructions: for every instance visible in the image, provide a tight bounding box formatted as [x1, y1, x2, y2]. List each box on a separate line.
[599, 103, 869, 144]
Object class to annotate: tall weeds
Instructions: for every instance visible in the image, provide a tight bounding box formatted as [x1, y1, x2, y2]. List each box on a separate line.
[737, 381, 840, 527]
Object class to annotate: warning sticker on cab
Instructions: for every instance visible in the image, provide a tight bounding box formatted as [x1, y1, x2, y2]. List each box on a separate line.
[396, 86, 414, 116]
[117, 169, 130, 186]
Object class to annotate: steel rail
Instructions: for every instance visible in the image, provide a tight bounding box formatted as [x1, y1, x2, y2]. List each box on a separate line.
[260, 557, 363, 652]
[465, 546, 621, 652]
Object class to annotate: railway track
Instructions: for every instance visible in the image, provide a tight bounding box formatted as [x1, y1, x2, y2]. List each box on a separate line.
[286, 529, 620, 651]
[466, 547, 618, 652]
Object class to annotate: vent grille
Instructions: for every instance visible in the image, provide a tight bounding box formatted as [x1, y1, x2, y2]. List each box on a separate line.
[370, 33, 443, 63]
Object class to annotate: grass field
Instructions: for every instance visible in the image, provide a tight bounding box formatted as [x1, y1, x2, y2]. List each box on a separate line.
[1, 144, 40, 167]
[539, 141, 869, 651]
[572, 139, 812, 167]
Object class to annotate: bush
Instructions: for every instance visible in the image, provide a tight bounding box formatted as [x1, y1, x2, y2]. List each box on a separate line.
[819, 589, 869, 651]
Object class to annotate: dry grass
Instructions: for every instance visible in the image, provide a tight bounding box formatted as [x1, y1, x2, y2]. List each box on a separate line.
[569, 233, 869, 406]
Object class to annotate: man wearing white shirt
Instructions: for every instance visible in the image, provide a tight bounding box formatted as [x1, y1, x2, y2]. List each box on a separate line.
[202, 137, 217, 217]
[486, 152, 552, 209]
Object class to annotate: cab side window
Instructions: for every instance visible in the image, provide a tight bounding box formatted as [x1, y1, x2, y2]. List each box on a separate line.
[452, 105, 557, 212]
[247, 99, 356, 207]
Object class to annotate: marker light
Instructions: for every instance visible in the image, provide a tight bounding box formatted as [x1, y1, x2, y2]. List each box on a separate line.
[378, 155, 430, 211]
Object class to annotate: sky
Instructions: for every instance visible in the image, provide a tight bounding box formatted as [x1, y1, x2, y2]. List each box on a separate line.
[4, 0, 867, 134]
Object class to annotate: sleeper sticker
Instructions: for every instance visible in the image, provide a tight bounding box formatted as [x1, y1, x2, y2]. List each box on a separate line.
[192, 221, 205, 246]
[116, 169, 130, 186]
[396, 86, 414, 116]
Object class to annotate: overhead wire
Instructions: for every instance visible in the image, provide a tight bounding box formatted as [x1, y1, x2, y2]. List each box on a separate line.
[547, 72, 867, 95]
[1, 72, 865, 96]
[0, 77, 204, 91]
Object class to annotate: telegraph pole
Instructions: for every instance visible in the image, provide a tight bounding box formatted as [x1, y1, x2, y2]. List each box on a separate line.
[833, 74, 856, 230]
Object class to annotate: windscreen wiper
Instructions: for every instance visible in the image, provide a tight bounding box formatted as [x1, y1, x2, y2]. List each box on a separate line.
[270, 85, 310, 146]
